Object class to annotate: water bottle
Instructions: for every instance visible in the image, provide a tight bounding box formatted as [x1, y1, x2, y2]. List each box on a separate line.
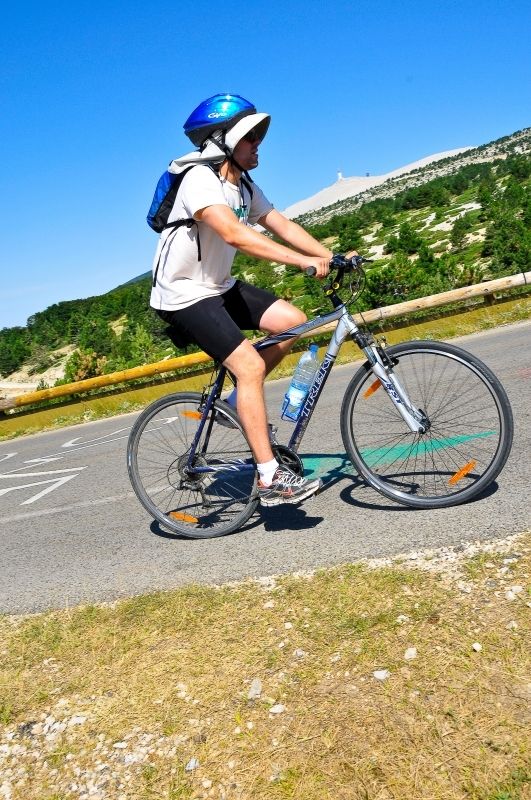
[282, 344, 320, 422]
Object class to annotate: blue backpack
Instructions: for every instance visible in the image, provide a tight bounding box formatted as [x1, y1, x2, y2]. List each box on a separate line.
[147, 165, 254, 233]
[147, 166, 196, 233]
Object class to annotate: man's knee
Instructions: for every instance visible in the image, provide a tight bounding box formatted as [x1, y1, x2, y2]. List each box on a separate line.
[224, 341, 265, 383]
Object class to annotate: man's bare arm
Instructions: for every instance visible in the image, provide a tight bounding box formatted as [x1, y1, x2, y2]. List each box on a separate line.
[196, 204, 331, 277]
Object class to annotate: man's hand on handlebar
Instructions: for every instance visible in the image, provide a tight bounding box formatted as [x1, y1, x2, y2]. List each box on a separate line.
[305, 252, 371, 277]
[302, 256, 330, 278]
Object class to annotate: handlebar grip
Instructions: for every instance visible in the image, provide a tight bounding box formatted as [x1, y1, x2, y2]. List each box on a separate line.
[305, 266, 317, 276]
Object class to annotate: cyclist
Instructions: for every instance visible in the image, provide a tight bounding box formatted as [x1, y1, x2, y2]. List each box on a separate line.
[150, 93, 333, 506]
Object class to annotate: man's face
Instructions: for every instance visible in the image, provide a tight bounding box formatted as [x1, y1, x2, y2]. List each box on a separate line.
[232, 128, 262, 171]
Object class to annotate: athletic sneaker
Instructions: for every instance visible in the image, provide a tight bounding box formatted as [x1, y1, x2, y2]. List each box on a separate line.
[258, 466, 322, 507]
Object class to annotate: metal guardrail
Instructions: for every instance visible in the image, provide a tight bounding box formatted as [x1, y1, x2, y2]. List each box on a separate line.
[1, 271, 529, 413]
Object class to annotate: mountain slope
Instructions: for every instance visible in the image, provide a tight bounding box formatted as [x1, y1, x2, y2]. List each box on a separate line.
[283, 148, 473, 218]
[296, 127, 531, 226]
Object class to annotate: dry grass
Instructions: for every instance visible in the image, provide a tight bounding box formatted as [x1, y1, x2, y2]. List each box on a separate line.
[0, 533, 530, 800]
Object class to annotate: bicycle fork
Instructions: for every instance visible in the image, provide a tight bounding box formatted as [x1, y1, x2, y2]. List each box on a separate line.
[346, 318, 429, 434]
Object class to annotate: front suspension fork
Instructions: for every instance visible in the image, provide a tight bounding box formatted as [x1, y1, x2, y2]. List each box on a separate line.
[355, 336, 428, 434]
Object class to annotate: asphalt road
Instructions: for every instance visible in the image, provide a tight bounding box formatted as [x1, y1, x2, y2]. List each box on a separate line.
[1, 321, 530, 614]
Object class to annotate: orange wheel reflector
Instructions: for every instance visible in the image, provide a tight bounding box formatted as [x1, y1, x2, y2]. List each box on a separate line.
[168, 511, 198, 523]
[363, 379, 382, 398]
[181, 410, 202, 419]
[449, 460, 477, 485]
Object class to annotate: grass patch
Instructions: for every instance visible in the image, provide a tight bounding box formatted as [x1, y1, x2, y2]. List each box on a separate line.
[0, 534, 529, 799]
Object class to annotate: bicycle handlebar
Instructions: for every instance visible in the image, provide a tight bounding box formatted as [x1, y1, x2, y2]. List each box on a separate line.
[304, 254, 371, 277]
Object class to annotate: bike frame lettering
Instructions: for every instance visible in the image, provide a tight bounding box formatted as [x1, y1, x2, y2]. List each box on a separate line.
[185, 301, 424, 473]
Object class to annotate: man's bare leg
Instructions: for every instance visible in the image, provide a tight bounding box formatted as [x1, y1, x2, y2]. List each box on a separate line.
[223, 316, 322, 505]
[223, 340, 274, 464]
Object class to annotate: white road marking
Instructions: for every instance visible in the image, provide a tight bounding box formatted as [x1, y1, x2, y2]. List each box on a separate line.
[0, 491, 135, 523]
[0, 467, 87, 505]
[61, 429, 131, 448]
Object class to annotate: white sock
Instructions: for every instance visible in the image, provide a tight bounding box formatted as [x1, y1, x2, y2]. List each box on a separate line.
[226, 388, 237, 408]
[257, 458, 279, 486]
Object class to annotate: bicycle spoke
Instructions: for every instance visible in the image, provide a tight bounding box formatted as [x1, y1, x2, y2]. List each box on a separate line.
[341, 341, 512, 508]
[128, 393, 258, 537]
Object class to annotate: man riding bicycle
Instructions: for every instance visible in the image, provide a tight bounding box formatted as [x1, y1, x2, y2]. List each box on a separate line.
[150, 93, 337, 506]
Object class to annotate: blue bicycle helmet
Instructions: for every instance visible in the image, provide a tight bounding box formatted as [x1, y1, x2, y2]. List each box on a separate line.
[184, 93, 270, 150]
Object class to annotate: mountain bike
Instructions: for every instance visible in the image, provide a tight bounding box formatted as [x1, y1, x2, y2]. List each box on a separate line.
[127, 255, 514, 538]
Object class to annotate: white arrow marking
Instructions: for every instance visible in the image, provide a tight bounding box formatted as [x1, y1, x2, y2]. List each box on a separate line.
[0, 467, 86, 505]
[61, 429, 130, 448]
[25, 457, 65, 464]
[2, 459, 66, 475]
[0, 453, 17, 463]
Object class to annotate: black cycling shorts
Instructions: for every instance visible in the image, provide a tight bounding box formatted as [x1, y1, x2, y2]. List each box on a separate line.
[156, 280, 278, 363]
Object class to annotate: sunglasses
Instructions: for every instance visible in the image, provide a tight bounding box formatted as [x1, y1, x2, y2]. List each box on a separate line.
[243, 129, 261, 143]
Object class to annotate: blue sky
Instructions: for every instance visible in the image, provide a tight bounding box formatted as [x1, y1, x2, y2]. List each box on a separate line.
[1, 0, 529, 330]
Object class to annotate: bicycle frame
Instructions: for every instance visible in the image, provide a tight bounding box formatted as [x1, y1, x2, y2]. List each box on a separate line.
[186, 300, 427, 477]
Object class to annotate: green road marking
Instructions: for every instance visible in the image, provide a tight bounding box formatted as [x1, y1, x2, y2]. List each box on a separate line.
[302, 454, 354, 479]
[302, 431, 496, 476]
[360, 431, 496, 466]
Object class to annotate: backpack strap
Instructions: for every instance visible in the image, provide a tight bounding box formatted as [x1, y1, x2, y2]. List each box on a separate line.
[241, 172, 254, 203]
[152, 219, 200, 288]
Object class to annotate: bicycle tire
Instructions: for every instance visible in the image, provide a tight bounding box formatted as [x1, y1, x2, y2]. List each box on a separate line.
[127, 392, 259, 538]
[340, 340, 513, 508]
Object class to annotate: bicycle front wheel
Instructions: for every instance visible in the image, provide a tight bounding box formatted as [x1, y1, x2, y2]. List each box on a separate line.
[340, 340, 513, 508]
[127, 392, 258, 538]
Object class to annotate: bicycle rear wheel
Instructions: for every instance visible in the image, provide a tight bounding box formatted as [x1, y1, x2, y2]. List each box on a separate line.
[127, 392, 258, 537]
[340, 340, 513, 508]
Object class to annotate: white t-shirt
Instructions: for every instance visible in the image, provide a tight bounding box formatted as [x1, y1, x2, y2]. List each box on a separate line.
[150, 165, 274, 311]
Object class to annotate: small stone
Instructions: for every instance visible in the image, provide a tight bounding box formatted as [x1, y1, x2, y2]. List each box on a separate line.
[373, 670, 391, 681]
[248, 679, 262, 701]
[263, 600, 275, 609]
[185, 757, 199, 772]
[284, 622, 293, 629]
[202, 779, 213, 789]
[293, 648, 307, 659]
[457, 581, 472, 594]
[68, 715, 87, 726]
[113, 742, 127, 749]
[506, 620, 518, 630]
[472, 642, 482, 652]
[404, 647, 417, 661]
[269, 704, 286, 715]
[396, 614, 410, 624]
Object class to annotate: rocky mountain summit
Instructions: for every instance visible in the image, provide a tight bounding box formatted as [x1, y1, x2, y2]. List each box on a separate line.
[290, 127, 531, 225]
